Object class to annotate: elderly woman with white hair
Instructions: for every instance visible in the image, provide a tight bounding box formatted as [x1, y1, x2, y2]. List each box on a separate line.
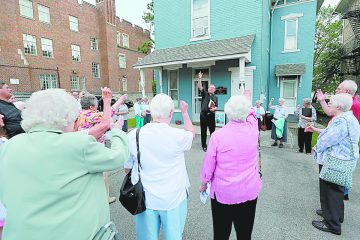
[294, 98, 316, 154]
[269, 97, 288, 148]
[125, 93, 194, 240]
[0, 89, 129, 240]
[306, 93, 360, 235]
[255, 100, 265, 131]
[199, 95, 262, 240]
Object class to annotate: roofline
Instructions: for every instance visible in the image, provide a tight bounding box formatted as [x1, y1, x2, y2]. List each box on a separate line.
[335, 0, 354, 13]
[134, 51, 252, 69]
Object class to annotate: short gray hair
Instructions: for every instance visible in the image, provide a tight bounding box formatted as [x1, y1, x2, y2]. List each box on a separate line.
[330, 93, 353, 112]
[80, 94, 98, 110]
[303, 98, 312, 104]
[150, 93, 174, 119]
[21, 89, 79, 132]
[342, 80, 358, 95]
[224, 95, 251, 122]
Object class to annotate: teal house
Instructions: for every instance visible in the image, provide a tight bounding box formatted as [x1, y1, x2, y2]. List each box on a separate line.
[135, 0, 324, 122]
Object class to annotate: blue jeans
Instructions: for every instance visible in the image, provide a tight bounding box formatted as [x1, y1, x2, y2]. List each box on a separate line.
[134, 198, 187, 240]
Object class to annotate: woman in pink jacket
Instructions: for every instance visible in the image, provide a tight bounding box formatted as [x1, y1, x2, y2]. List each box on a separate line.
[199, 95, 262, 240]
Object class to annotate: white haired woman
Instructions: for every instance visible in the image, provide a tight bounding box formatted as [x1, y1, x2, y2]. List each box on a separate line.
[294, 98, 316, 154]
[124, 93, 194, 240]
[0, 89, 129, 240]
[306, 93, 360, 235]
[199, 95, 262, 240]
[269, 97, 288, 148]
[255, 100, 265, 131]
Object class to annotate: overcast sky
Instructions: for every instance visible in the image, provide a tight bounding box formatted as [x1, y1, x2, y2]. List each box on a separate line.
[85, 0, 342, 29]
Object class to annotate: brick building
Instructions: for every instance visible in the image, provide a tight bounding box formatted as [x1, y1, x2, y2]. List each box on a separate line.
[0, 0, 153, 99]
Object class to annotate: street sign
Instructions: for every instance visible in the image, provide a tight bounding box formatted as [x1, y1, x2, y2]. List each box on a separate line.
[10, 78, 19, 85]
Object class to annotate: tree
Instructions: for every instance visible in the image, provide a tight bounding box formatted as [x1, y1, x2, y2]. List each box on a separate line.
[138, 0, 154, 54]
[313, 6, 345, 95]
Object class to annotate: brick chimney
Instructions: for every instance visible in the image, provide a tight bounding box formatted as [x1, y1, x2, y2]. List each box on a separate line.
[96, 0, 116, 25]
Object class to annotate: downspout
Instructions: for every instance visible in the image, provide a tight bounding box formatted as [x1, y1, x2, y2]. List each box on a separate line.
[268, 0, 279, 110]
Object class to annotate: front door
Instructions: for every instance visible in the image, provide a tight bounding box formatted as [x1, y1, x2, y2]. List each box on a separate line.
[280, 77, 298, 113]
[192, 68, 209, 122]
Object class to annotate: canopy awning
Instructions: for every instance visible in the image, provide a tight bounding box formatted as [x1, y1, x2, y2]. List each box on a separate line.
[275, 63, 306, 76]
[134, 34, 255, 69]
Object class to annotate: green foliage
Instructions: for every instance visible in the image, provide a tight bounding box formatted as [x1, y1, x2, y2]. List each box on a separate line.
[142, 0, 154, 25]
[152, 79, 156, 96]
[313, 6, 345, 95]
[128, 118, 136, 128]
[138, 39, 154, 54]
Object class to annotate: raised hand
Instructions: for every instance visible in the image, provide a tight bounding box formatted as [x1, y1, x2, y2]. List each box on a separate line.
[316, 89, 327, 102]
[180, 100, 188, 113]
[198, 71, 203, 80]
[119, 93, 128, 102]
[101, 87, 112, 101]
[270, 98, 275, 102]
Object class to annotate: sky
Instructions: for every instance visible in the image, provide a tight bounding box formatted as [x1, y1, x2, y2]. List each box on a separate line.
[85, 0, 341, 30]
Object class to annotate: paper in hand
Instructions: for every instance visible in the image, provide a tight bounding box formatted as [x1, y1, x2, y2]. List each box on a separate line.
[199, 184, 211, 204]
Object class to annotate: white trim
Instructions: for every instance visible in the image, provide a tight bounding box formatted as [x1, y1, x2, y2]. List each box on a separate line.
[229, 66, 257, 72]
[281, 13, 304, 20]
[190, 35, 211, 42]
[135, 51, 251, 69]
[280, 78, 298, 112]
[158, 67, 163, 93]
[282, 49, 300, 53]
[187, 61, 215, 68]
[273, 0, 314, 10]
[191, 0, 211, 40]
[140, 69, 145, 97]
[168, 69, 180, 109]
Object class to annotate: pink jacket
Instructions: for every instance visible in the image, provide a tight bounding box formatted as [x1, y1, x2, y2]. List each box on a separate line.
[200, 111, 262, 204]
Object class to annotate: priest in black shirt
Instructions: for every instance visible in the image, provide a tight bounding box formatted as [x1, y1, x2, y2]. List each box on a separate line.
[0, 81, 24, 138]
[197, 72, 218, 152]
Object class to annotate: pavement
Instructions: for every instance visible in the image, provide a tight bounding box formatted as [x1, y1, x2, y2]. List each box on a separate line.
[108, 127, 360, 240]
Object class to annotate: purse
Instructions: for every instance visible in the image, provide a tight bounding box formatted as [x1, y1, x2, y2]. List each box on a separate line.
[319, 118, 358, 188]
[119, 128, 146, 215]
[260, 118, 267, 131]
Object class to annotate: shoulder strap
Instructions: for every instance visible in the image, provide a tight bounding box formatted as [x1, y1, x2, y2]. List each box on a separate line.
[136, 128, 141, 175]
[343, 117, 355, 158]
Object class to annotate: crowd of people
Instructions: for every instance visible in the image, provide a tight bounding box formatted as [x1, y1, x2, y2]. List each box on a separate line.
[0, 77, 359, 239]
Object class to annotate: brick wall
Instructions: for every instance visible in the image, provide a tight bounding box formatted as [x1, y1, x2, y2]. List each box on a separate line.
[0, 0, 153, 96]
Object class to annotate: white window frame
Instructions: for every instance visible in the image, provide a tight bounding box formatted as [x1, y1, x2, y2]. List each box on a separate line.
[39, 74, 57, 90]
[41, 38, 53, 58]
[38, 4, 50, 23]
[122, 33, 129, 48]
[70, 76, 80, 91]
[119, 54, 126, 68]
[137, 57, 143, 62]
[92, 62, 100, 78]
[80, 77, 86, 91]
[168, 70, 180, 109]
[69, 16, 79, 32]
[90, 37, 99, 50]
[190, 0, 211, 41]
[19, 0, 33, 19]
[23, 34, 37, 55]
[281, 13, 303, 53]
[280, 77, 298, 113]
[117, 31, 121, 46]
[71, 44, 81, 62]
[122, 78, 128, 92]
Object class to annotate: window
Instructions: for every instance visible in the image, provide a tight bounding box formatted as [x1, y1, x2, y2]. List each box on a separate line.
[19, 0, 33, 19]
[69, 16, 79, 32]
[117, 32, 121, 46]
[168, 70, 179, 108]
[122, 33, 129, 48]
[119, 54, 126, 68]
[122, 78, 127, 91]
[80, 77, 86, 91]
[280, 76, 298, 112]
[71, 45, 81, 62]
[38, 4, 50, 23]
[40, 74, 57, 90]
[92, 62, 100, 78]
[137, 57, 143, 62]
[41, 38, 53, 58]
[70, 76, 80, 91]
[284, 19, 298, 51]
[192, 0, 210, 38]
[90, 37, 98, 50]
[23, 34, 37, 55]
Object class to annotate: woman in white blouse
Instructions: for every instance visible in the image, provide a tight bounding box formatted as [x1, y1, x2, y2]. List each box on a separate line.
[269, 97, 288, 148]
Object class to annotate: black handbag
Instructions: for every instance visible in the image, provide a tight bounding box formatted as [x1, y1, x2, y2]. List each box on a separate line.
[119, 128, 146, 215]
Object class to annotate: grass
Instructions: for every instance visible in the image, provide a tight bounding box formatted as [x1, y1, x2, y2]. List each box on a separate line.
[127, 118, 136, 128]
[311, 131, 360, 149]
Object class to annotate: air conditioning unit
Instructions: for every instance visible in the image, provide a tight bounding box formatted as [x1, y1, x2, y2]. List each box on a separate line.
[193, 27, 207, 37]
[72, 70, 78, 74]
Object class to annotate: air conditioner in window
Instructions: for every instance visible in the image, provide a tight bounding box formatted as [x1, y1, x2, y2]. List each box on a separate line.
[193, 27, 207, 37]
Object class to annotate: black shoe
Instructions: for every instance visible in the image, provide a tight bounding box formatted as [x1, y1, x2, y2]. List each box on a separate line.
[316, 209, 323, 217]
[312, 220, 341, 235]
[202, 147, 207, 152]
[344, 194, 349, 200]
[271, 142, 278, 147]
[279, 143, 284, 148]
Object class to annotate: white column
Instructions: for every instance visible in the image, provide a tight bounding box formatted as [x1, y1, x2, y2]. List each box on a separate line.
[239, 57, 245, 95]
[140, 68, 145, 97]
[159, 67, 163, 93]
